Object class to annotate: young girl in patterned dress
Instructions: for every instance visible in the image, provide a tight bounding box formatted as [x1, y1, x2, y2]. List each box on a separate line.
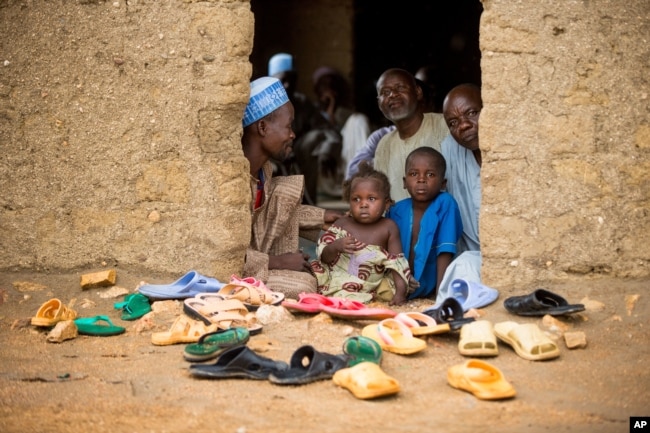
[310, 162, 414, 306]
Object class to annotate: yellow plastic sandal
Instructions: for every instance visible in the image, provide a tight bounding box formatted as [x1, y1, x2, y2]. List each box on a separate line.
[151, 315, 218, 346]
[31, 299, 77, 327]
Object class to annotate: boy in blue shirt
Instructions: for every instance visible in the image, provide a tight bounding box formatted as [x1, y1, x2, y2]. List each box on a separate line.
[386, 147, 463, 299]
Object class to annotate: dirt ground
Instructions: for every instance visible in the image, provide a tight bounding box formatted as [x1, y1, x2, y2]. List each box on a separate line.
[0, 268, 648, 433]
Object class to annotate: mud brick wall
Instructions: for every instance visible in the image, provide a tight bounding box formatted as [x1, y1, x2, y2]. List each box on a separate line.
[0, 0, 255, 281]
[479, 0, 649, 291]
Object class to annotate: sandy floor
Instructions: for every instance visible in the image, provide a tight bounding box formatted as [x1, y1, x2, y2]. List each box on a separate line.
[0, 268, 648, 433]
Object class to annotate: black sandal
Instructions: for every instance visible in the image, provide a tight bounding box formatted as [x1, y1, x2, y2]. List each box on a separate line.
[423, 297, 475, 331]
[504, 289, 585, 316]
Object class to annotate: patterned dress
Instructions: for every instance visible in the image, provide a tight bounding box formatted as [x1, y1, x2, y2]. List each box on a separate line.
[311, 226, 411, 303]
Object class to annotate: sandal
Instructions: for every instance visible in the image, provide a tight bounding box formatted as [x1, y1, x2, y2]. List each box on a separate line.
[268, 345, 349, 385]
[361, 318, 427, 355]
[342, 336, 382, 366]
[320, 298, 397, 321]
[458, 320, 498, 357]
[183, 297, 262, 335]
[423, 297, 475, 330]
[31, 298, 77, 327]
[219, 282, 284, 311]
[114, 293, 151, 321]
[151, 315, 218, 346]
[281, 293, 339, 314]
[494, 321, 560, 361]
[504, 289, 585, 316]
[189, 345, 289, 380]
[394, 312, 451, 336]
[74, 315, 125, 336]
[447, 359, 516, 400]
[184, 327, 250, 362]
[333, 362, 400, 400]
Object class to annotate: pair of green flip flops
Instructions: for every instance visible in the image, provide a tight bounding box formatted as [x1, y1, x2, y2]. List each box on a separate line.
[114, 293, 151, 321]
[343, 336, 383, 366]
[74, 315, 125, 336]
[184, 327, 251, 362]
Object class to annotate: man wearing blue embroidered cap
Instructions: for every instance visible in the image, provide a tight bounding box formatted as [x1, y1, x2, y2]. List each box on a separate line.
[241, 77, 343, 298]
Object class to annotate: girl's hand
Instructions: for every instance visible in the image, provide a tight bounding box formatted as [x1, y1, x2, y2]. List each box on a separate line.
[336, 235, 366, 254]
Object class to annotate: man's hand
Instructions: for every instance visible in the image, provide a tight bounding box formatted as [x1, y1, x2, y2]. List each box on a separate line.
[268, 251, 313, 274]
[323, 209, 345, 225]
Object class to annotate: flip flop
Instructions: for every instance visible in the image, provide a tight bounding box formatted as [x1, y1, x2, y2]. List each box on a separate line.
[361, 318, 427, 355]
[151, 315, 218, 346]
[268, 345, 349, 385]
[114, 293, 151, 321]
[503, 289, 585, 316]
[31, 298, 77, 327]
[281, 293, 339, 314]
[218, 282, 285, 311]
[458, 320, 498, 357]
[448, 279, 499, 312]
[422, 297, 475, 330]
[333, 362, 400, 400]
[320, 298, 397, 321]
[447, 359, 516, 400]
[74, 315, 125, 336]
[189, 345, 289, 380]
[183, 327, 250, 362]
[494, 321, 560, 361]
[137, 270, 225, 300]
[394, 312, 451, 336]
[342, 336, 382, 367]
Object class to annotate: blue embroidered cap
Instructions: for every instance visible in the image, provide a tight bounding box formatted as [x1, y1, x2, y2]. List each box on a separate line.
[242, 77, 290, 128]
[268, 53, 293, 76]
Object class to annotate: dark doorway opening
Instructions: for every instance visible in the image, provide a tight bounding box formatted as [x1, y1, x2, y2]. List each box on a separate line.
[353, 0, 483, 128]
[250, 0, 482, 128]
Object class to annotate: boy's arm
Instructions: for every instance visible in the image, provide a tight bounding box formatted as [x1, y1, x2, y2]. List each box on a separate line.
[435, 252, 454, 296]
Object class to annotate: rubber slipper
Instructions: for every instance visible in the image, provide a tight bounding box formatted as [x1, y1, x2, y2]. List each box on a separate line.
[74, 315, 125, 336]
[333, 362, 400, 400]
[151, 315, 218, 346]
[494, 321, 560, 361]
[183, 298, 263, 335]
[342, 336, 382, 367]
[229, 274, 270, 292]
[320, 298, 397, 321]
[448, 279, 499, 312]
[268, 345, 349, 385]
[189, 345, 288, 380]
[422, 297, 475, 330]
[394, 312, 451, 336]
[31, 298, 77, 327]
[361, 318, 426, 355]
[184, 327, 250, 362]
[137, 270, 225, 300]
[447, 359, 516, 400]
[503, 289, 585, 316]
[281, 293, 339, 314]
[458, 320, 498, 357]
[219, 282, 285, 311]
[114, 293, 151, 321]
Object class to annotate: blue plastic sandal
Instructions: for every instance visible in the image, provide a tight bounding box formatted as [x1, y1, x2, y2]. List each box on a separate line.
[137, 270, 225, 300]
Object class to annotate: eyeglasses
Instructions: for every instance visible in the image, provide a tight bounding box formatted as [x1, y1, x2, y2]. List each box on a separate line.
[377, 85, 410, 99]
